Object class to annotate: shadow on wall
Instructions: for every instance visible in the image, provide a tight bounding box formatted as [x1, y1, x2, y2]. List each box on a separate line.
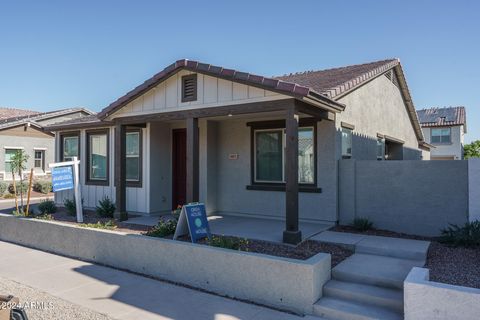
[334, 128, 423, 161]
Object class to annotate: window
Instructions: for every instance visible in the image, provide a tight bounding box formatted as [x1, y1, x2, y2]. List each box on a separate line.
[181, 74, 197, 102]
[254, 126, 315, 184]
[34, 150, 45, 170]
[342, 127, 353, 158]
[61, 133, 79, 161]
[87, 130, 109, 184]
[377, 138, 385, 160]
[126, 130, 142, 185]
[5, 149, 16, 173]
[431, 128, 451, 144]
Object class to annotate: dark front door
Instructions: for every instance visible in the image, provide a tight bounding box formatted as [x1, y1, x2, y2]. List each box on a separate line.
[172, 129, 187, 209]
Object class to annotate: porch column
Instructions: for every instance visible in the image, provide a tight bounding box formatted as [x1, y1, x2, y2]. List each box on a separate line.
[114, 123, 127, 220]
[186, 117, 199, 203]
[283, 106, 302, 244]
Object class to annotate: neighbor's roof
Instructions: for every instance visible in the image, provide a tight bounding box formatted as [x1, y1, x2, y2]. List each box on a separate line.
[417, 107, 467, 132]
[45, 114, 112, 131]
[0, 107, 40, 121]
[0, 107, 95, 131]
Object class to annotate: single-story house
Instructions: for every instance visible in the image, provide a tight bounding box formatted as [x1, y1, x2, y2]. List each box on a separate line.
[47, 58, 430, 243]
[0, 107, 94, 180]
[417, 106, 467, 160]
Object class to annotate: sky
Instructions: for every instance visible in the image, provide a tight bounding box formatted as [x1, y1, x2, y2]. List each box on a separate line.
[0, 0, 478, 142]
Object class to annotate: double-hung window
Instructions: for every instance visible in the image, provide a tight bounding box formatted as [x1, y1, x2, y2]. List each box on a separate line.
[431, 128, 451, 144]
[126, 130, 142, 186]
[34, 150, 45, 170]
[254, 125, 315, 184]
[5, 149, 17, 174]
[86, 130, 109, 185]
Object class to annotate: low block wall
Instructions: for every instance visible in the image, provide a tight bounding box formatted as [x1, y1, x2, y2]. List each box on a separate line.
[469, 158, 480, 222]
[404, 268, 480, 320]
[0, 214, 330, 314]
[339, 160, 470, 236]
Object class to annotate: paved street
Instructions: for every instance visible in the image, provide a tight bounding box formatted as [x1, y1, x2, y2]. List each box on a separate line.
[0, 241, 318, 320]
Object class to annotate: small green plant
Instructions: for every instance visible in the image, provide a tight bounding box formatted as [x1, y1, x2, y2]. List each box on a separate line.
[64, 197, 83, 216]
[12, 209, 25, 216]
[38, 199, 57, 214]
[172, 205, 182, 217]
[208, 236, 248, 251]
[440, 221, 480, 247]
[96, 196, 116, 218]
[8, 182, 28, 195]
[36, 213, 54, 220]
[352, 217, 374, 231]
[33, 180, 52, 194]
[145, 219, 177, 237]
[79, 220, 117, 230]
[0, 181, 8, 195]
[2, 193, 15, 199]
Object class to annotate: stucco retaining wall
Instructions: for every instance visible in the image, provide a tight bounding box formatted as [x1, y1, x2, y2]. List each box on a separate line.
[0, 214, 330, 314]
[469, 158, 480, 222]
[339, 159, 470, 236]
[404, 267, 480, 320]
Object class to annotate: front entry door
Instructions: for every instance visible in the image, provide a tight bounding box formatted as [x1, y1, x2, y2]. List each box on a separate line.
[172, 129, 187, 209]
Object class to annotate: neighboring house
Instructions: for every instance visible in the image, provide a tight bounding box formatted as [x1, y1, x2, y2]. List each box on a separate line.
[0, 107, 94, 180]
[416, 106, 467, 160]
[47, 58, 429, 244]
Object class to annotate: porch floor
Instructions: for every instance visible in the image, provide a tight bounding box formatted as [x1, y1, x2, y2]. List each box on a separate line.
[126, 214, 332, 243]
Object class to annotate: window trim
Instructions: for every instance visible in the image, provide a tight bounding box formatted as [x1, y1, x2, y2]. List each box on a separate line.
[86, 129, 110, 186]
[431, 127, 452, 144]
[247, 119, 318, 189]
[34, 150, 45, 171]
[4, 148, 17, 174]
[125, 128, 143, 188]
[181, 74, 198, 102]
[341, 127, 353, 159]
[60, 131, 80, 162]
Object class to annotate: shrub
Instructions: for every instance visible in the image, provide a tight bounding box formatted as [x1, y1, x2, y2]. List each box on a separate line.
[440, 221, 480, 247]
[146, 219, 177, 238]
[38, 199, 57, 214]
[64, 198, 83, 216]
[33, 180, 52, 194]
[208, 236, 248, 251]
[96, 196, 116, 218]
[8, 182, 28, 195]
[79, 220, 116, 230]
[0, 181, 8, 195]
[36, 213, 54, 220]
[3, 193, 15, 199]
[352, 217, 374, 231]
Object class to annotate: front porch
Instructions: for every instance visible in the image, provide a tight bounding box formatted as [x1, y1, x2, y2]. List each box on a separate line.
[126, 214, 332, 243]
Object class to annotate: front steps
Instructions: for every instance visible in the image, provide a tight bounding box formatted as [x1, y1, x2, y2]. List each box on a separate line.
[312, 233, 430, 320]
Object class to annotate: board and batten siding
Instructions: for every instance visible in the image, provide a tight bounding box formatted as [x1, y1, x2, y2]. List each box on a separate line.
[109, 70, 290, 119]
[54, 125, 150, 214]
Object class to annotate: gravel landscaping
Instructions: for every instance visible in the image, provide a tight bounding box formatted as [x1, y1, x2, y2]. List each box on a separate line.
[331, 225, 433, 241]
[0, 276, 114, 320]
[426, 241, 480, 289]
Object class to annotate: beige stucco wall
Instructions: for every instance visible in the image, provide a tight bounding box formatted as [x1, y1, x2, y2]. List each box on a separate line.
[336, 74, 422, 160]
[422, 125, 464, 160]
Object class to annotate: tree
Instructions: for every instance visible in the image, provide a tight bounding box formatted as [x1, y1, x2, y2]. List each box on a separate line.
[10, 150, 29, 214]
[464, 140, 480, 159]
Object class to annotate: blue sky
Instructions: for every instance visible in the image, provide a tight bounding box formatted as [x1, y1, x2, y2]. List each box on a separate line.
[0, 0, 478, 142]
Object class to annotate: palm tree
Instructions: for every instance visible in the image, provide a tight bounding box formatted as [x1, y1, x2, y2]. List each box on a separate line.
[10, 150, 29, 214]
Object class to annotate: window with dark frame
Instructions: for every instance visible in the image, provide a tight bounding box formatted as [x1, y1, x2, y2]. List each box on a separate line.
[61, 133, 79, 162]
[126, 129, 142, 187]
[86, 130, 109, 185]
[431, 128, 451, 144]
[252, 122, 315, 185]
[181, 74, 197, 102]
[34, 150, 45, 170]
[341, 127, 353, 158]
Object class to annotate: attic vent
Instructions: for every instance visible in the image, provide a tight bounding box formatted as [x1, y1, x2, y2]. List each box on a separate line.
[391, 70, 399, 88]
[384, 70, 393, 81]
[181, 74, 197, 102]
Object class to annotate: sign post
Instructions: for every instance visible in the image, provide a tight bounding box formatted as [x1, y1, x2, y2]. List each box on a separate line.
[173, 203, 211, 243]
[49, 157, 83, 223]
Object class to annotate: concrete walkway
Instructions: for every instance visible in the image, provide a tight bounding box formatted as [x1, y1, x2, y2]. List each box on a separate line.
[0, 241, 320, 320]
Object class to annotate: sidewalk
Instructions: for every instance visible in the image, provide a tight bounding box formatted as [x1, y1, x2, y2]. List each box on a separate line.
[0, 241, 318, 320]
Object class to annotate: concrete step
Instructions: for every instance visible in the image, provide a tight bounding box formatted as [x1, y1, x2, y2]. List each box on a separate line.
[313, 297, 403, 320]
[323, 280, 403, 313]
[356, 236, 430, 261]
[332, 253, 424, 289]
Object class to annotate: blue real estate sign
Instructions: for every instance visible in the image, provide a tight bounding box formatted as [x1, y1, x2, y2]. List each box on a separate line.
[51, 166, 74, 192]
[184, 203, 211, 243]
